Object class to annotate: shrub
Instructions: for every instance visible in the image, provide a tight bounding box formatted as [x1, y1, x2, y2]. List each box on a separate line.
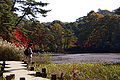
[0, 38, 25, 61]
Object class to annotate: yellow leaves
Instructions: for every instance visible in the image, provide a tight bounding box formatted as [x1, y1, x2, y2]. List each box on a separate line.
[53, 24, 64, 31]
[87, 12, 104, 19]
[113, 14, 120, 19]
[90, 12, 104, 18]
[50, 25, 53, 29]
[111, 15, 120, 21]
[85, 12, 104, 25]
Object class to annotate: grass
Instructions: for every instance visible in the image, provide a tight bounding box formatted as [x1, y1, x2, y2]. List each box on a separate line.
[32, 53, 52, 65]
[33, 63, 120, 80]
[27, 53, 52, 70]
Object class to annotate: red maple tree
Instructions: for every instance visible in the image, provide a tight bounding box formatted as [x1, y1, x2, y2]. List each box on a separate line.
[14, 28, 29, 48]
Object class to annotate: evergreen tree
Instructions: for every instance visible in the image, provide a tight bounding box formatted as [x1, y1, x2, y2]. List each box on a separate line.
[13, 0, 51, 27]
[0, 0, 18, 41]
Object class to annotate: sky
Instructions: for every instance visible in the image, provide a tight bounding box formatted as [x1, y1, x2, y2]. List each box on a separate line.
[36, 0, 120, 22]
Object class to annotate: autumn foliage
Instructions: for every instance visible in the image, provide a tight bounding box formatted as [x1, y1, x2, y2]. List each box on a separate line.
[14, 28, 29, 48]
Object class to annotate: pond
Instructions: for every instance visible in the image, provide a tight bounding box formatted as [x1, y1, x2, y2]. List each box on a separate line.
[51, 53, 120, 64]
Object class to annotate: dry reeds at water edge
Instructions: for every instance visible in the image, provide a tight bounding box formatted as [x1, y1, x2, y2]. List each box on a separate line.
[0, 38, 25, 61]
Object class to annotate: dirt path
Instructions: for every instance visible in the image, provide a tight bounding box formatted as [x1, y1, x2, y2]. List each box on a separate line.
[3, 61, 50, 80]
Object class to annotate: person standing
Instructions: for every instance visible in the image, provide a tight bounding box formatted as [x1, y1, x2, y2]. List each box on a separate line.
[27, 43, 33, 64]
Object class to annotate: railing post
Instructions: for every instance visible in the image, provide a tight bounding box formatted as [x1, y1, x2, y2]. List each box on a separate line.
[42, 68, 46, 73]
[6, 75, 11, 80]
[20, 77, 25, 80]
[51, 74, 56, 80]
[32, 62, 35, 65]
[24, 61, 28, 64]
[2, 61, 5, 68]
[36, 72, 42, 77]
[42, 73, 47, 78]
[42, 68, 47, 78]
[22, 60, 24, 62]
[1, 66, 4, 72]
[30, 67, 34, 71]
[3, 61, 5, 65]
[36, 68, 47, 78]
[10, 74, 15, 79]
[60, 73, 63, 80]
[0, 71, 3, 78]
[5, 74, 15, 80]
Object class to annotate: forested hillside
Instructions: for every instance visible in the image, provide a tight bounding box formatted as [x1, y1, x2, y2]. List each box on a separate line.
[1, 0, 120, 53]
[41, 11, 120, 53]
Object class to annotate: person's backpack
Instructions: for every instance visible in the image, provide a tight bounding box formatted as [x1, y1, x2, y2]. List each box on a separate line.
[24, 47, 29, 56]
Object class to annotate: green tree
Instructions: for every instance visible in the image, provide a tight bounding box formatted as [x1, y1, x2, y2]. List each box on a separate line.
[49, 24, 64, 52]
[114, 7, 120, 15]
[12, 0, 51, 27]
[0, 0, 18, 41]
[98, 8, 113, 15]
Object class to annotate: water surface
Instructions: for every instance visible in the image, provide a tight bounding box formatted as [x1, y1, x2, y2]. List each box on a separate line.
[51, 53, 120, 64]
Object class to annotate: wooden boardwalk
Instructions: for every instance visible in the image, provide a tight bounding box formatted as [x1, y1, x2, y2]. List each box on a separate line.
[1, 61, 50, 80]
